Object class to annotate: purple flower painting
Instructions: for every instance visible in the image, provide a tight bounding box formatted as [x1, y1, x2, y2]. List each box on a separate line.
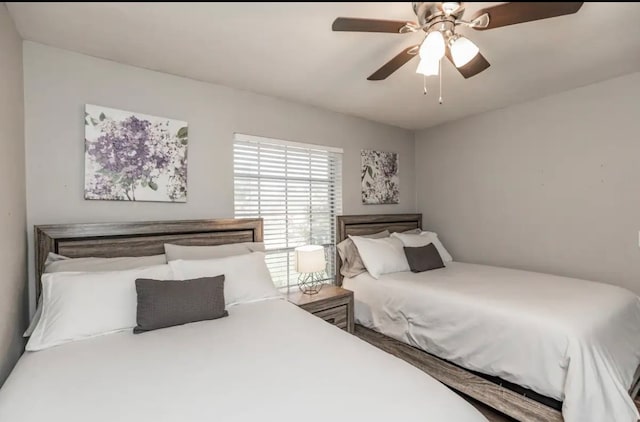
[84, 105, 188, 202]
[361, 150, 399, 205]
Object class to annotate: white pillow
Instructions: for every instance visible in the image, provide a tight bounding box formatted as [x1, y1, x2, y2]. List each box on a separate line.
[24, 299, 43, 338]
[391, 232, 434, 247]
[169, 252, 281, 306]
[391, 231, 453, 262]
[44, 253, 167, 273]
[24, 253, 168, 338]
[348, 236, 409, 279]
[26, 264, 173, 351]
[164, 242, 265, 262]
[421, 231, 453, 262]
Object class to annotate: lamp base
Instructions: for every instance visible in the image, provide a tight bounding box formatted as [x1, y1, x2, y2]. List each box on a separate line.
[297, 272, 325, 295]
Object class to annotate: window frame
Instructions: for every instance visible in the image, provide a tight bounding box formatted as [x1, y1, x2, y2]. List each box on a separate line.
[233, 133, 343, 290]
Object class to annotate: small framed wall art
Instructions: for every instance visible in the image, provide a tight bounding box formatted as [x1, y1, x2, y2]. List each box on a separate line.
[361, 149, 399, 205]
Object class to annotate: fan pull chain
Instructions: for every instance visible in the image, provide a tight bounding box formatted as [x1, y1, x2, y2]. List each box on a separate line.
[423, 74, 427, 95]
[438, 60, 443, 105]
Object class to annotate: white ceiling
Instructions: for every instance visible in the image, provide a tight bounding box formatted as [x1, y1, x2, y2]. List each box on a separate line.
[7, 2, 640, 130]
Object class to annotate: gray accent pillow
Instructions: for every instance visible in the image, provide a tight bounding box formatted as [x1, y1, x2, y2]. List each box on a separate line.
[134, 276, 228, 334]
[164, 242, 265, 262]
[403, 244, 445, 273]
[336, 230, 390, 278]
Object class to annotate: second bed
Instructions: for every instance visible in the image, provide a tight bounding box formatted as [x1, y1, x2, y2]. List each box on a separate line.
[338, 214, 640, 422]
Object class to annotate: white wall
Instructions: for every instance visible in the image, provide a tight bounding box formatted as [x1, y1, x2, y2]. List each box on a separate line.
[0, 4, 27, 385]
[415, 72, 640, 294]
[23, 41, 416, 308]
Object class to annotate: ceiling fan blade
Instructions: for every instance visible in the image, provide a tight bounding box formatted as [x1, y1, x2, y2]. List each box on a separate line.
[470, 2, 584, 30]
[332, 17, 416, 33]
[367, 46, 418, 81]
[445, 47, 490, 79]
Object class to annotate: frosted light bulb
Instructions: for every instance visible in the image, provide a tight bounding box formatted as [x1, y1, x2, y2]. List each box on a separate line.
[419, 30, 445, 61]
[416, 58, 439, 76]
[450, 36, 480, 67]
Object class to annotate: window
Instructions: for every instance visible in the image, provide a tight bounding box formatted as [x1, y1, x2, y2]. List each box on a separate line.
[233, 134, 343, 290]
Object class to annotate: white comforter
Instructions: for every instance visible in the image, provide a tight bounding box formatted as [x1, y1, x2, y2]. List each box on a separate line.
[344, 262, 640, 422]
[0, 298, 485, 422]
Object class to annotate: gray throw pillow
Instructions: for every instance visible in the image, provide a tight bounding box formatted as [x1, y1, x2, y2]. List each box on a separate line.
[403, 244, 445, 273]
[134, 276, 228, 334]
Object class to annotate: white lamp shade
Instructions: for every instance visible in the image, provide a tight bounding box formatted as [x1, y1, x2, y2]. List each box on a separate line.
[416, 58, 439, 76]
[419, 30, 445, 61]
[295, 245, 326, 273]
[450, 36, 480, 67]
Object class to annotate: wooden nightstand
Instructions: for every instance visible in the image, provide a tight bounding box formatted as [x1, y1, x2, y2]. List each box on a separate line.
[287, 285, 354, 333]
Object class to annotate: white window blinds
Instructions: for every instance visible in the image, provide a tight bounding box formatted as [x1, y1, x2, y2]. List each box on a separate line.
[233, 134, 343, 289]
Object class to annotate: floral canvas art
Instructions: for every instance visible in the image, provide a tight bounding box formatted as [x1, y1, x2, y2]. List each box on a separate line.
[84, 104, 188, 202]
[361, 149, 399, 205]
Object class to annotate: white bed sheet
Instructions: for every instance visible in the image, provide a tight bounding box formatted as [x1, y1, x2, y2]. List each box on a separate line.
[0, 298, 485, 422]
[344, 262, 640, 422]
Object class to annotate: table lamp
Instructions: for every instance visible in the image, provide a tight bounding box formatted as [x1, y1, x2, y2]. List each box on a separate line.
[294, 245, 327, 295]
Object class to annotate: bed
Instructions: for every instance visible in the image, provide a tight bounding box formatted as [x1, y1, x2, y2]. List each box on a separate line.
[0, 218, 486, 422]
[337, 214, 640, 422]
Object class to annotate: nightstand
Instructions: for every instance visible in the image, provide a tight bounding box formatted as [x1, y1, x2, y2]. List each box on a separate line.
[287, 285, 354, 333]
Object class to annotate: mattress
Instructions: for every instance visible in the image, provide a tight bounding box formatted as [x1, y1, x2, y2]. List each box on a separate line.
[344, 262, 640, 422]
[0, 298, 485, 422]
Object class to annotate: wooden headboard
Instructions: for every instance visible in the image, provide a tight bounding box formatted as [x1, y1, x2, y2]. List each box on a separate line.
[34, 218, 263, 298]
[335, 214, 422, 285]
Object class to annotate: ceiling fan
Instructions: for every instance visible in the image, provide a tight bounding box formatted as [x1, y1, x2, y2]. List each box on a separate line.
[332, 2, 584, 82]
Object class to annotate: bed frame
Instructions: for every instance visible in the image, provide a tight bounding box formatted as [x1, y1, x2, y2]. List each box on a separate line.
[336, 214, 640, 422]
[34, 218, 263, 299]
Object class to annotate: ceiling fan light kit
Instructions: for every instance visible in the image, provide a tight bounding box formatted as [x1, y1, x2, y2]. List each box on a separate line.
[332, 2, 584, 102]
[417, 29, 445, 78]
[419, 29, 445, 61]
[416, 57, 439, 77]
[449, 35, 479, 68]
